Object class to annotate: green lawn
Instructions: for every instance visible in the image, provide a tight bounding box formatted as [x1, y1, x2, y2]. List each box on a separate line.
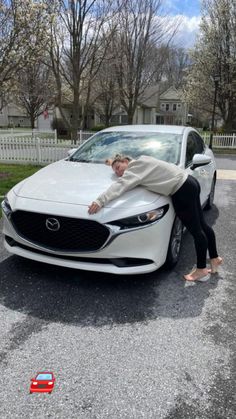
[0, 164, 42, 216]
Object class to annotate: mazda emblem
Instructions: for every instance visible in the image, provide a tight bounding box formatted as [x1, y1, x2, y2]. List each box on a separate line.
[45, 218, 60, 231]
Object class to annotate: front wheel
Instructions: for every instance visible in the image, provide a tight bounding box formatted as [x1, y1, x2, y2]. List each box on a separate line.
[165, 216, 183, 269]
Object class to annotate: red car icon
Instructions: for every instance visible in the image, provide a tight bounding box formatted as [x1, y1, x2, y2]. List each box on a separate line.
[29, 371, 55, 394]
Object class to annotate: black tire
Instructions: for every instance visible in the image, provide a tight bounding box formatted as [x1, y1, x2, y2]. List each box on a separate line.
[165, 216, 183, 269]
[205, 175, 216, 210]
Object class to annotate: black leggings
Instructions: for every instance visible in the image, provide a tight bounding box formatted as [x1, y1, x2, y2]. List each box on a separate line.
[172, 175, 218, 269]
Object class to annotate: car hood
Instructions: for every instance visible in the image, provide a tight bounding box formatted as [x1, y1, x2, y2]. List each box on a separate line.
[13, 160, 162, 208]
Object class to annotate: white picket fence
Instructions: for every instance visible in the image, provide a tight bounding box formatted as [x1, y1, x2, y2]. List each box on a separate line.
[203, 133, 236, 148]
[0, 131, 94, 165]
[0, 131, 235, 165]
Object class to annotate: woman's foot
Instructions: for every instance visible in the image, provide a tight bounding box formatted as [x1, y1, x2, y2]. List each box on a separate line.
[208, 256, 223, 274]
[184, 268, 210, 282]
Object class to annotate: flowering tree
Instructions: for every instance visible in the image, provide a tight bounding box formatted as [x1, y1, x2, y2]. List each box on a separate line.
[0, 0, 51, 110]
[185, 0, 236, 130]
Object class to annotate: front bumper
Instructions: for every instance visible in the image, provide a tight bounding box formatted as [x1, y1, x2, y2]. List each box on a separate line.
[2, 207, 174, 275]
[30, 387, 53, 393]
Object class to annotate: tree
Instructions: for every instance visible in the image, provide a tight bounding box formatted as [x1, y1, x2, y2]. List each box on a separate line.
[161, 46, 191, 89]
[112, 0, 179, 124]
[185, 0, 236, 130]
[0, 0, 51, 109]
[91, 34, 120, 127]
[15, 60, 55, 128]
[48, 0, 116, 141]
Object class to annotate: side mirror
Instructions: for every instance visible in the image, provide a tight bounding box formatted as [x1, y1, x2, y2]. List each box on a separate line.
[67, 148, 77, 157]
[191, 154, 211, 170]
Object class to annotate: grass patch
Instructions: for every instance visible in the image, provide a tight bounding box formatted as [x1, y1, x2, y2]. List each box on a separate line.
[0, 164, 42, 214]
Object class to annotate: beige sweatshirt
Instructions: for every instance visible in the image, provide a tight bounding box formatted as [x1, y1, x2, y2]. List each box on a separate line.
[95, 155, 188, 207]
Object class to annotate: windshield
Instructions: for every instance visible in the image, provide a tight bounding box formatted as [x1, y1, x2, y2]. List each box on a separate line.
[69, 131, 182, 165]
[36, 373, 52, 380]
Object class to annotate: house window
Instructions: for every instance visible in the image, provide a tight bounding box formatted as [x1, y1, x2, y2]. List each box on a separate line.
[165, 104, 169, 111]
[178, 104, 181, 108]
[173, 104, 177, 111]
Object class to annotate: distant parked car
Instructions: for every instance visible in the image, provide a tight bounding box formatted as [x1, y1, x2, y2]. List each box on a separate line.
[2, 125, 217, 275]
[29, 372, 55, 394]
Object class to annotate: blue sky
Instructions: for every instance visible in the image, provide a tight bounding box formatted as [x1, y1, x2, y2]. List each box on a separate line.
[165, 0, 200, 17]
[162, 0, 201, 48]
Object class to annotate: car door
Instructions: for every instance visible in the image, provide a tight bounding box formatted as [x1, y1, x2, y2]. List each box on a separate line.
[185, 131, 210, 205]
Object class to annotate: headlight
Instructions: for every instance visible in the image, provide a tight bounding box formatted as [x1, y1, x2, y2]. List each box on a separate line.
[32, 382, 38, 385]
[1, 197, 12, 217]
[110, 204, 169, 229]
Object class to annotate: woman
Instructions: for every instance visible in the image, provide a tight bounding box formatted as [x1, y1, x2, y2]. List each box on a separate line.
[88, 155, 222, 281]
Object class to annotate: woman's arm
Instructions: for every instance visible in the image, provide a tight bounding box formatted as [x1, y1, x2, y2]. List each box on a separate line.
[88, 170, 141, 214]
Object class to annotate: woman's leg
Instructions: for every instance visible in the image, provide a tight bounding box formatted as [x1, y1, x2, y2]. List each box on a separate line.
[192, 178, 222, 273]
[172, 176, 216, 280]
[193, 177, 218, 259]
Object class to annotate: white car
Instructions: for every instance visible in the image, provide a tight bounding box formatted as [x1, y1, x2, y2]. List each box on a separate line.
[1, 125, 216, 275]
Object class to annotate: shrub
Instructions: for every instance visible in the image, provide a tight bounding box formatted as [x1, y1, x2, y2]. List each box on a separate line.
[90, 124, 106, 132]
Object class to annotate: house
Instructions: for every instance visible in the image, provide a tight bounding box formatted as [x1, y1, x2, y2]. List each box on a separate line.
[135, 84, 160, 124]
[0, 103, 31, 128]
[156, 86, 189, 125]
[37, 108, 54, 131]
[94, 85, 189, 127]
[34, 85, 190, 133]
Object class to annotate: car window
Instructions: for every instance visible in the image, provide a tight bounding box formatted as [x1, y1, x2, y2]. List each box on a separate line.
[70, 131, 182, 165]
[36, 373, 52, 380]
[192, 132, 205, 154]
[185, 132, 205, 167]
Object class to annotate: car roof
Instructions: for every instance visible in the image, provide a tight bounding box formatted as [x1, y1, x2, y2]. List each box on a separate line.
[101, 124, 188, 135]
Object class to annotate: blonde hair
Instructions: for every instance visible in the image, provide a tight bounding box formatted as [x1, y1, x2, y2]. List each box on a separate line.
[111, 154, 132, 167]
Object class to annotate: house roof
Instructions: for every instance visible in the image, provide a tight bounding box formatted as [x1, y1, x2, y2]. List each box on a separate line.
[6, 103, 28, 117]
[159, 86, 183, 101]
[138, 85, 159, 108]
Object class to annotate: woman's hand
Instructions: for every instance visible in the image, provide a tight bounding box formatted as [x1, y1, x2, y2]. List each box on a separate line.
[88, 201, 102, 214]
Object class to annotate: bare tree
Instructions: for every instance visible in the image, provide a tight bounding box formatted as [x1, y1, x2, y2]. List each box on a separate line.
[15, 60, 55, 129]
[112, 0, 179, 123]
[91, 32, 121, 127]
[93, 63, 119, 126]
[161, 47, 191, 89]
[48, 0, 116, 141]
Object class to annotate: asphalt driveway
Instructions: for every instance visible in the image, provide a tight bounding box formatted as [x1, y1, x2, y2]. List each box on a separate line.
[0, 155, 235, 419]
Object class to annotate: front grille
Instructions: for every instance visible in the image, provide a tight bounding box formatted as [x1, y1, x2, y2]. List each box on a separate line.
[37, 384, 46, 388]
[10, 210, 110, 252]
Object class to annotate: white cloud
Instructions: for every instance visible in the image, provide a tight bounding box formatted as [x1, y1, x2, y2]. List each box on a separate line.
[171, 15, 201, 48]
